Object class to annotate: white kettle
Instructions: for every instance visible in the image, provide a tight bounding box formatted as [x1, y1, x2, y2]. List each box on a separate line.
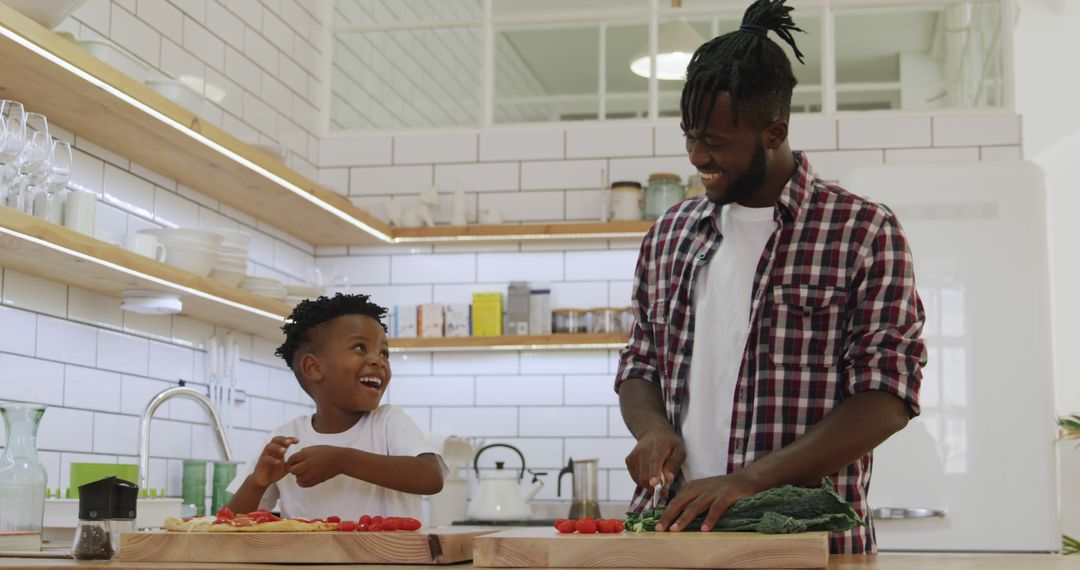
[467, 443, 544, 520]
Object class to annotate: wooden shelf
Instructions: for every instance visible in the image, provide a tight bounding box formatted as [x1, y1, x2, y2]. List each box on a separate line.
[0, 208, 290, 340]
[392, 220, 654, 242]
[0, 4, 392, 246]
[389, 332, 628, 352]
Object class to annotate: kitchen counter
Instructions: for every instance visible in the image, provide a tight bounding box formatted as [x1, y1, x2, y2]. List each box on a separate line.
[0, 553, 1075, 569]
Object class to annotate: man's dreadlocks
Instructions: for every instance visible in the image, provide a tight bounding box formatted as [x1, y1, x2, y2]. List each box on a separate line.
[681, 0, 805, 132]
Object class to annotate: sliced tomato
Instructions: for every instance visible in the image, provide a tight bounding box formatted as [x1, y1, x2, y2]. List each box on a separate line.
[215, 507, 235, 519]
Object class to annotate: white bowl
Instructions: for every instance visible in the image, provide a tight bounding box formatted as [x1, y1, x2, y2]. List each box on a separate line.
[161, 244, 220, 276]
[240, 276, 283, 288]
[284, 284, 323, 298]
[5, 0, 88, 29]
[207, 227, 251, 248]
[145, 78, 204, 114]
[140, 228, 224, 249]
[208, 269, 246, 287]
[76, 38, 150, 82]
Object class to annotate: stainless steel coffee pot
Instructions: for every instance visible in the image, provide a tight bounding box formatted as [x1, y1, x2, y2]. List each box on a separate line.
[557, 458, 600, 519]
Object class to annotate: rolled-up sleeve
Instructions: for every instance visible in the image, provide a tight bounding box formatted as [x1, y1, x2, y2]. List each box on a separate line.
[616, 230, 661, 393]
[843, 210, 927, 417]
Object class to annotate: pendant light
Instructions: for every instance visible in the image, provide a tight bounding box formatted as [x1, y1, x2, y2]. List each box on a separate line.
[630, 0, 707, 80]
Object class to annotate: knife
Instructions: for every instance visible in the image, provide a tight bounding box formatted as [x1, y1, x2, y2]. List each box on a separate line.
[651, 472, 666, 511]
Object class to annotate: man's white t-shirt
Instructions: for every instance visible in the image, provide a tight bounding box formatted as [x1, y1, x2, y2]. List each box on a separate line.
[681, 203, 776, 482]
[227, 405, 447, 519]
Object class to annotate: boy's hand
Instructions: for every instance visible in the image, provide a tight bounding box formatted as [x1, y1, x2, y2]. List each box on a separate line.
[285, 445, 345, 488]
[250, 436, 299, 488]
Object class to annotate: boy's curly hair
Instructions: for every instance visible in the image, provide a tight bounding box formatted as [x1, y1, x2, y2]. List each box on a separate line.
[275, 293, 388, 371]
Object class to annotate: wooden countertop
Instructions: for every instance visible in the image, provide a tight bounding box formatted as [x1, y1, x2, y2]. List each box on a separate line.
[0, 553, 1074, 569]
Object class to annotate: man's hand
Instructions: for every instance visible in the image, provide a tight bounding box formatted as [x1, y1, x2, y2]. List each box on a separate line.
[286, 445, 345, 488]
[625, 428, 686, 491]
[655, 470, 758, 532]
[250, 436, 298, 488]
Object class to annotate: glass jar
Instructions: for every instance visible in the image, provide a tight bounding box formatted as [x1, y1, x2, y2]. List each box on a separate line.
[0, 403, 48, 551]
[618, 307, 635, 333]
[608, 181, 643, 221]
[71, 520, 113, 560]
[589, 308, 623, 334]
[645, 173, 685, 219]
[685, 174, 706, 198]
[552, 309, 589, 334]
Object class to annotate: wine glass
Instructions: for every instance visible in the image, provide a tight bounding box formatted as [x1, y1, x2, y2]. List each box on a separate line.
[40, 140, 72, 224]
[9, 113, 49, 214]
[0, 100, 25, 205]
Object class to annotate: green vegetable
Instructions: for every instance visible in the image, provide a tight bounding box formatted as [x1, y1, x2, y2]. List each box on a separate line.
[624, 478, 861, 534]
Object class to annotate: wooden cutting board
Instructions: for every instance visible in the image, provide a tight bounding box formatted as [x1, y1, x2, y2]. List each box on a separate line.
[473, 527, 829, 569]
[118, 527, 493, 564]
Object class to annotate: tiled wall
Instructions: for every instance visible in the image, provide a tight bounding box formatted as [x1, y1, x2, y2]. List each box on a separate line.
[317, 111, 1023, 503]
[59, 0, 326, 180]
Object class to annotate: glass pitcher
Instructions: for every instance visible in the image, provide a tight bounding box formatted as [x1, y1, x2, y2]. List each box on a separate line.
[0, 403, 48, 550]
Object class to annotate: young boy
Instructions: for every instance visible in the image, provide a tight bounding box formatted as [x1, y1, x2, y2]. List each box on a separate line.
[225, 293, 446, 520]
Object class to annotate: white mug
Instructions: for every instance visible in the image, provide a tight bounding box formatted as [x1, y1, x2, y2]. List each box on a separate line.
[610, 186, 644, 221]
[62, 190, 96, 236]
[123, 232, 167, 262]
[32, 191, 65, 225]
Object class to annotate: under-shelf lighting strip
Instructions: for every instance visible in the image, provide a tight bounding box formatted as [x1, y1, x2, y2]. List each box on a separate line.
[0, 24, 394, 244]
[0, 225, 286, 323]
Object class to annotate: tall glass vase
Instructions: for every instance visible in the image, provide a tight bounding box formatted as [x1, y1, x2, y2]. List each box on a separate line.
[0, 403, 48, 550]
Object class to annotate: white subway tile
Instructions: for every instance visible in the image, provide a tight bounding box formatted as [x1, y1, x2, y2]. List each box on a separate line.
[252, 337, 280, 367]
[58, 452, 119, 495]
[433, 242, 517, 254]
[103, 164, 155, 218]
[226, 429, 268, 468]
[358, 284, 433, 308]
[389, 352, 431, 376]
[37, 450, 62, 496]
[137, 0, 183, 41]
[72, 0, 111, 34]
[435, 162, 519, 192]
[171, 0, 206, 23]
[565, 438, 634, 468]
[476, 375, 562, 406]
[92, 413, 140, 455]
[838, 116, 931, 149]
[933, 114, 1020, 147]
[315, 245, 348, 257]
[172, 316, 214, 348]
[394, 132, 477, 164]
[110, 6, 161, 68]
[608, 281, 633, 309]
[608, 156, 693, 186]
[806, 150, 884, 183]
[980, 146, 1022, 161]
[320, 135, 393, 167]
[95, 202, 129, 244]
[168, 396, 211, 423]
[317, 168, 348, 196]
[0, 305, 35, 355]
[885, 147, 980, 165]
[550, 282, 608, 310]
[317, 256, 391, 286]
[76, 138, 129, 170]
[205, 0, 244, 50]
[564, 375, 618, 406]
[153, 187, 201, 228]
[261, 11, 293, 55]
[236, 361, 271, 399]
[120, 375, 170, 415]
[130, 163, 177, 191]
[269, 368, 305, 403]
[71, 149, 105, 198]
[521, 351, 609, 374]
[190, 424, 221, 460]
[476, 252, 562, 283]
[182, 15, 225, 69]
[123, 312, 173, 341]
[479, 129, 564, 161]
[126, 213, 159, 236]
[471, 438, 564, 471]
[38, 408, 94, 452]
[392, 254, 476, 285]
[0, 354, 65, 405]
[260, 73, 292, 116]
[433, 352, 520, 376]
[608, 407, 632, 437]
[654, 123, 685, 156]
[148, 418, 193, 457]
[521, 160, 606, 191]
[64, 365, 122, 412]
[790, 117, 838, 151]
[37, 316, 96, 367]
[3, 270, 67, 318]
[249, 397, 286, 430]
[431, 407, 518, 437]
[389, 376, 474, 406]
[608, 468, 637, 501]
[429, 283, 503, 306]
[567, 125, 652, 159]
[520, 241, 597, 253]
[273, 242, 313, 280]
[96, 329, 149, 376]
[350, 244, 432, 256]
[147, 341, 195, 382]
[349, 165, 433, 196]
[477, 190, 565, 223]
[565, 250, 637, 281]
[519, 407, 607, 437]
[244, 25, 277, 72]
[225, 46, 261, 95]
[565, 190, 605, 221]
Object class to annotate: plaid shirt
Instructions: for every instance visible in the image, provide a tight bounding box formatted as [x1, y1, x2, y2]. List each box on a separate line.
[616, 152, 926, 554]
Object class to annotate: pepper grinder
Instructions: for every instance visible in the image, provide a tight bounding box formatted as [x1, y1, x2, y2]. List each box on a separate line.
[71, 477, 116, 560]
[108, 479, 139, 557]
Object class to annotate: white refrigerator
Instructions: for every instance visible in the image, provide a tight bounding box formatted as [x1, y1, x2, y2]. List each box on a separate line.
[843, 160, 1060, 552]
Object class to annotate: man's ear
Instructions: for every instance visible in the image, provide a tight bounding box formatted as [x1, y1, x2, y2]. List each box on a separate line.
[762, 118, 789, 150]
[298, 352, 323, 385]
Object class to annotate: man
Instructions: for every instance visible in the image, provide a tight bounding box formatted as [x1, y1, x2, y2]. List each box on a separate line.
[615, 0, 927, 554]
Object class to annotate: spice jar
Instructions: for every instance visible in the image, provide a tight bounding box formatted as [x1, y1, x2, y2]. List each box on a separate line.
[552, 308, 589, 334]
[645, 173, 685, 219]
[72, 477, 117, 560]
[609, 181, 643, 221]
[108, 479, 139, 557]
[685, 174, 706, 198]
[589, 308, 623, 334]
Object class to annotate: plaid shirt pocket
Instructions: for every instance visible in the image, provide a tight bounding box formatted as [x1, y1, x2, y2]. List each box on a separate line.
[768, 285, 848, 368]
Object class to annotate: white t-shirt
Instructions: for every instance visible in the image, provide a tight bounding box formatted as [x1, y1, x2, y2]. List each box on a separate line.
[681, 203, 776, 482]
[227, 405, 447, 520]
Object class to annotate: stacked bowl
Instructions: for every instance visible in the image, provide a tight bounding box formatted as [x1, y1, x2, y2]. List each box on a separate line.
[240, 277, 287, 301]
[284, 284, 324, 307]
[138, 228, 224, 277]
[207, 228, 251, 287]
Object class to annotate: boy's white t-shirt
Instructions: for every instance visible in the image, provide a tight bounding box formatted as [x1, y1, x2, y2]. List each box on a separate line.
[227, 405, 447, 520]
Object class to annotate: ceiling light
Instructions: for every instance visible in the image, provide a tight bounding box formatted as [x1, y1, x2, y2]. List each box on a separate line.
[630, 19, 706, 81]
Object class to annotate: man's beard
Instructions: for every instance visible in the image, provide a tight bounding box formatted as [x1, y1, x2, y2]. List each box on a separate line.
[713, 140, 767, 206]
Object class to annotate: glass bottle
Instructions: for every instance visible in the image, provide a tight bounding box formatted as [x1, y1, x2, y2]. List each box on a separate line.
[645, 173, 685, 219]
[0, 403, 48, 550]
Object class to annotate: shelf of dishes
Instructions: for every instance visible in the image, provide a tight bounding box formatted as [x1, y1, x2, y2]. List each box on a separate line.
[0, 206, 292, 340]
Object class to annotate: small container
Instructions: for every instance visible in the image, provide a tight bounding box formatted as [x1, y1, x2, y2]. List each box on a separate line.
[552, 309, 589, 334]
[108, 479, 138, 557]
[618, 307, 635, 332]
[72, 477, 116, 560]
[181, 460, 207, 516]
[685, 174, 706, 198]
[645, 173, 685, 219]
[609, 181, 643, 221]
[589, 308, 623, 334]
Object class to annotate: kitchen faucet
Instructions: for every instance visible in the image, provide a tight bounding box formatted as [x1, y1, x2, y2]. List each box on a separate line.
[137, 382, 233, 492]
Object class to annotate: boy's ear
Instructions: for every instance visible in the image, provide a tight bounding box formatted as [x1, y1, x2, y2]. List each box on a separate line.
[298, 352, 323, 385]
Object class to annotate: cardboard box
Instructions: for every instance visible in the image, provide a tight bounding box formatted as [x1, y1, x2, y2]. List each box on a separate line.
[393, 305, 418, 338]
[528, 285, 552, 335]
[472, 292, 503, 337]
[445, 304, 472, 337]
[506, 281, 530, 336]
[418, 303, 445, 338]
